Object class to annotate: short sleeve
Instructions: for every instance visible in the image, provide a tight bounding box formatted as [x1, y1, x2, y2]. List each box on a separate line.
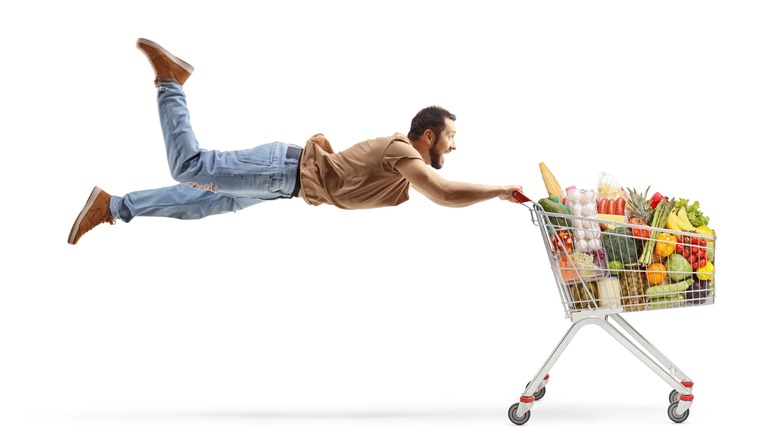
[383, 139, 423, 172]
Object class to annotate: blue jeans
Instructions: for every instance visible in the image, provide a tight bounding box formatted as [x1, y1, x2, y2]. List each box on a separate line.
[110, 82, 301, 222]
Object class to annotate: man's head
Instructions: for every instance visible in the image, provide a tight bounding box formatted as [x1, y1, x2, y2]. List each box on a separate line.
[408, 106, 457, 169]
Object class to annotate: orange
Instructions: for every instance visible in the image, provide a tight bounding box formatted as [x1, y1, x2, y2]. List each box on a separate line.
[646, 263, 667, 285]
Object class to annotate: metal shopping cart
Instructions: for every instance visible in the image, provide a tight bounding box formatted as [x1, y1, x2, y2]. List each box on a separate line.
[507, 191, 715, 425]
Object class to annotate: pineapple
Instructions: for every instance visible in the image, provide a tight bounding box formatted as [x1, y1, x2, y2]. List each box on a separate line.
[626, 186, 653, 224]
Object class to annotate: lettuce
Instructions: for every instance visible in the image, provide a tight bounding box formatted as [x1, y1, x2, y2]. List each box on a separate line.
[675, 199, 710, 227]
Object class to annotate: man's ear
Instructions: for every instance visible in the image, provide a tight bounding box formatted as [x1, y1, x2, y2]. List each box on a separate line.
[424, 129, 434, 145]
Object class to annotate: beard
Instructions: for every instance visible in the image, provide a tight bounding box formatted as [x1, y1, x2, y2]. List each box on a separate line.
[428, 144, 444, 169]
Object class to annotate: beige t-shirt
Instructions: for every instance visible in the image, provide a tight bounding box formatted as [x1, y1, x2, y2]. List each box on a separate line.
[299, 133, 423, 209]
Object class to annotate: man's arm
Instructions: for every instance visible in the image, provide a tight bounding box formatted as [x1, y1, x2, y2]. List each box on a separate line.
[395, 158, 523, 207]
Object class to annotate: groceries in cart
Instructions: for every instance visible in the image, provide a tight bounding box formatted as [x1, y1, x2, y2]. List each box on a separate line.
[535, 164, 716, 314]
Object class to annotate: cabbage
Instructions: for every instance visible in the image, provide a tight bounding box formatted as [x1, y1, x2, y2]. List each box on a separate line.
[664, 254, 692, 281]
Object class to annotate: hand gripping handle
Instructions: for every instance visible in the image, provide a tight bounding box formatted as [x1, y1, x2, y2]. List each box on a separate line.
[512, 190, 532, 204]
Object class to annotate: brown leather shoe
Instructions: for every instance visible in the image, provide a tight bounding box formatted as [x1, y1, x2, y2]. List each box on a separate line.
[136, 38, 194, 85]
[68, 186, 115, 245]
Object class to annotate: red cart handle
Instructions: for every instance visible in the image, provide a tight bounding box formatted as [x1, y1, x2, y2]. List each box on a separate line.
[512, 190, 532, 204]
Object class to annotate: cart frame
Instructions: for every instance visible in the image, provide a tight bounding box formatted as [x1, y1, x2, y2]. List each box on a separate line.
[507, 193, 712, 425]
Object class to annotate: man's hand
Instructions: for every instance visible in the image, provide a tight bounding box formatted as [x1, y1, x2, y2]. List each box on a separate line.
[500, 186, 526, 203]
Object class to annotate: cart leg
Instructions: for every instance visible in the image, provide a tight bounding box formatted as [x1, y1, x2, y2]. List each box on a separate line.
[590, 316, 691, 397]
[513, 318, 593, 419]
[611, 314, 693, 387]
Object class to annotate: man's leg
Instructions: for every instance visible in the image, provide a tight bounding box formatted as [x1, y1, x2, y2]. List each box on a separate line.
[67, 184, 264, 245]
[113, 184, 263, 222]
[155, 81, 203, 181]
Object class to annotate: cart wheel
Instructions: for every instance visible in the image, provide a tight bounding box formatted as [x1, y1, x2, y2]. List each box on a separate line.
[667, 401, 690, 423]
[525, 381, 547, 400]
[508, 403, 531, 425]
[668, 389, 680, 403]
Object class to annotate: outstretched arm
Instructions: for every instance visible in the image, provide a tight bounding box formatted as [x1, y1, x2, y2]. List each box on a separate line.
[395, 158, 523, 208]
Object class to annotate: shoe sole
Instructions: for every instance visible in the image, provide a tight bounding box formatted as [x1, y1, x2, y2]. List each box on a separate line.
[137, 38, 195, 75]
[68, 186, 103, 245]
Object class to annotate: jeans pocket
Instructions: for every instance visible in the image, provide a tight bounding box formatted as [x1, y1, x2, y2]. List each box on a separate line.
[236, 142, 282, 166]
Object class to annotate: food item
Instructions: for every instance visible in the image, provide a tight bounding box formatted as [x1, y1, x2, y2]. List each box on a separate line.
[664, 253, 693, 281]
[664, 209, 695, 232]
[567, 192, 602, 251]
[696, 261, 714, 280]
[596, 171, 624, 201]
[675, 208, 697, 231]
[687, 280, 712, 304]
[673, 234, 710, 269]
[596, 213, 627, 231]
[597, 277, 622, 307]
[597, 198, 626, 216]
[645, 262, 667, 285]
[539, 197, 571, 229]
[648, 293, 684, 309]
[649, 192, 667, 209]
[569, 280, 599, 310]
[675, 198, 710, 227]
[551, 230, 574, 254]
[628, 217, 650, 239]
[653, 232, 676, 258]
[645, 278, 694, 299]
[602, 227, 640, 265]
[625, 186, 654, 225]
[618, 265, 647, 311]
[557, 255, 578, 282]
[584, 248, 608, 274]
[696, 224, 715, 241]
[638, 199, 675, 266]
[608, 260, 624, 275]
[539, 162, 564, 200]
[565, 249, 607, 279]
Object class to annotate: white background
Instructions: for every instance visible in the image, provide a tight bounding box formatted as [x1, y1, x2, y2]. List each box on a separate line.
[1, 1, 776, 436]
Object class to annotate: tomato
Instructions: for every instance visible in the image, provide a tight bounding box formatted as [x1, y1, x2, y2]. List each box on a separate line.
[692, 261, 700, 270]
[687, 255, 697, 265]
[697, 247, 707, 258]
[628, 217, 650, 239]
[691, 237, 700, 246]
[683, 248, 691, 258]
[698, 255, 708, 265]
[675, 245, 684, 254]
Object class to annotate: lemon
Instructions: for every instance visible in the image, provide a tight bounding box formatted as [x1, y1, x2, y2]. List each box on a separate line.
[696, 261, 714, 280]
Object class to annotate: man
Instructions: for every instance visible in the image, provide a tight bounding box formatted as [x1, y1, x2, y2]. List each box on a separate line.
[67, 38, 524, 245]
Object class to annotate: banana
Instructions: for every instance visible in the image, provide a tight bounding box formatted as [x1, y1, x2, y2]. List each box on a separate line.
[676, 208, 696, 231]
[665, 211, 684, 231]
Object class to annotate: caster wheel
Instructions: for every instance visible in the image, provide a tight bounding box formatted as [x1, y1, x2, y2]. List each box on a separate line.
[667, 401, 690, 423]
[508, 403, 531, 425]
[668, 389, 679, 403]
[525, 381, 547, 400]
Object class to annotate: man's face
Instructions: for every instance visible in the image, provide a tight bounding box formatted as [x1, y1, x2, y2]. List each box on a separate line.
[428, 118, 457, 170]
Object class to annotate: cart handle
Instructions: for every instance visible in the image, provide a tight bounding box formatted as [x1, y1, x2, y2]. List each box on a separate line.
[513, 189, 539, 207]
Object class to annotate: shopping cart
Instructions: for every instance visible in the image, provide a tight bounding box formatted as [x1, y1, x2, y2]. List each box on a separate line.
[507, 191, 715, 425]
